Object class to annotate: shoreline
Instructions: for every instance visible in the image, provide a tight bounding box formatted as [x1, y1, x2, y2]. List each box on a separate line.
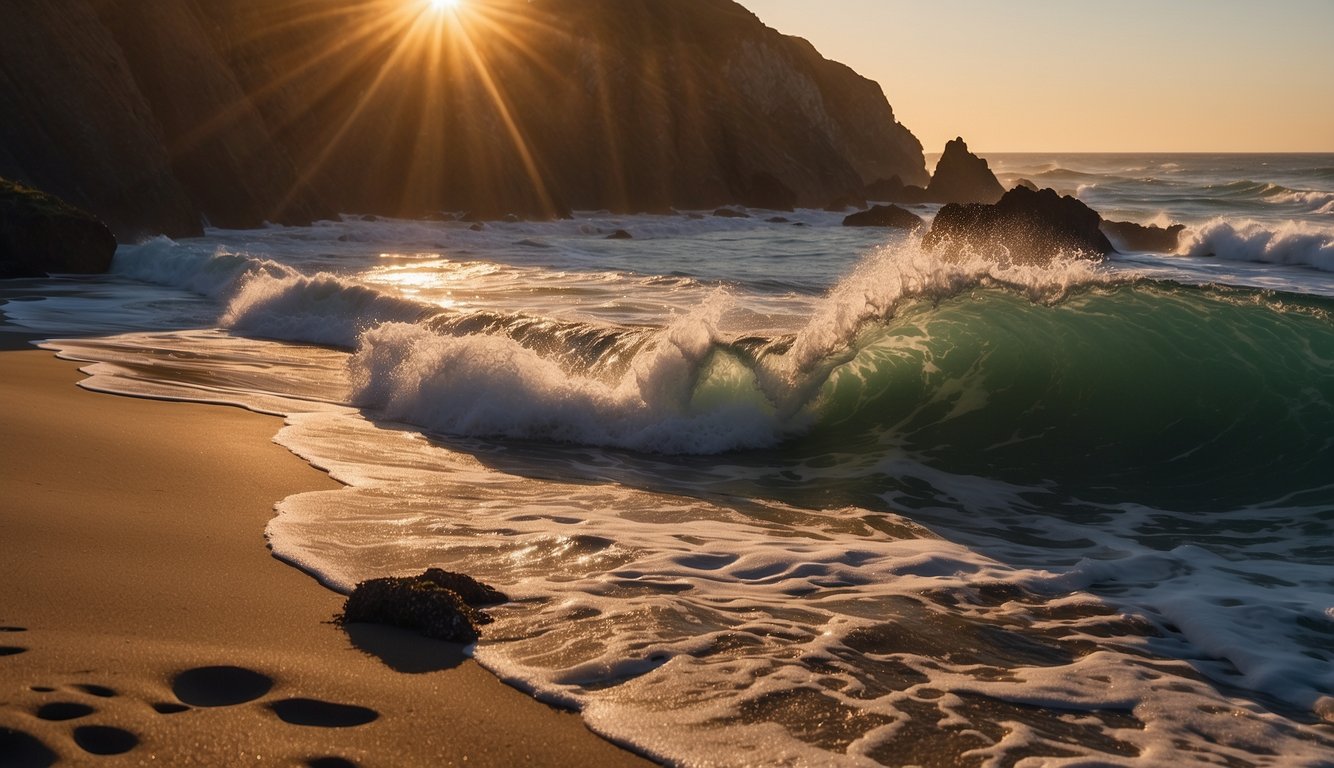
[0, 333, 651, 766]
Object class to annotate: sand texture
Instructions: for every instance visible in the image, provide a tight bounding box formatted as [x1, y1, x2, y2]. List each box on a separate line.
[0, 345, 651, 767]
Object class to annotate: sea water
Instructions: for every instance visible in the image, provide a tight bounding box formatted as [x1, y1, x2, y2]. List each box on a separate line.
[5, 154, 1333, 766]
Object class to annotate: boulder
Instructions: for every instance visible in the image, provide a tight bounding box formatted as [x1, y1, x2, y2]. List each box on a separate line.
[925, 137, 1005, 205]
[1100, 220, 1185, 253]
[605, 229, 633, 240]
[0, 179, 116, 278]
[842, 204, 925, 230]
[339, 570, 507, 645]
[923, 186, 1113, 263]
[742, 172, 797, 212]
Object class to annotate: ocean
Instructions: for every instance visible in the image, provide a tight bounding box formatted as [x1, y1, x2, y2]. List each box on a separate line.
[5, 153, 1333, 766]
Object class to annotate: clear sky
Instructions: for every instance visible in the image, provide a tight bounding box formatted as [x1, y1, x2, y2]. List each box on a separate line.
[736, 0, 1334, 153]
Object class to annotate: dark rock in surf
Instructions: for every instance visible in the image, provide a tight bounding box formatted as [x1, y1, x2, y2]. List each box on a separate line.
[924, 137, 1005, 205]
[842, 204, 924, 230]
[1100, 219, 1185, 253]
[0, 179, 116, 278]
[339, 570, 506, 644]
[416, 568, 509, 606]
[766, 216, 791, 223]
[605, 229, 633, 239]
[923, 186, 1112, 263]
[713, 208, 750, 219]
[741, 172, 797, 212]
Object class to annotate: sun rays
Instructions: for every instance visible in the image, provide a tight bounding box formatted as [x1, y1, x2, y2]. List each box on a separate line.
[189, 0, 568, 220]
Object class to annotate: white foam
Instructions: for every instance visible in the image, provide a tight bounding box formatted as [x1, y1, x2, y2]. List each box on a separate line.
[1183, 218, 1334, 272]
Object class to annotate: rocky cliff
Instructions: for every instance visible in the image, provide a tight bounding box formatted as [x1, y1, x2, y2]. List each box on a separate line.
[0, 0, 926, 234]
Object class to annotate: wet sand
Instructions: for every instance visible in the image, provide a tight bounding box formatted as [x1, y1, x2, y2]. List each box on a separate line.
[0, 339, 652, 766]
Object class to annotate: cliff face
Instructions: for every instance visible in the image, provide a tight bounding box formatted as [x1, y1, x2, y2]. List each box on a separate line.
[0, 1, 200, 239]
[0, 0, 927, 232]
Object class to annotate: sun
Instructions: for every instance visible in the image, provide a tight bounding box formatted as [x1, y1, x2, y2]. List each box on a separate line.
[426, 0, 460, 11]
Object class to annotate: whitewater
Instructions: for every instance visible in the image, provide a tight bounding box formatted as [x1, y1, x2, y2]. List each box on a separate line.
[5, 153, 1333, 766]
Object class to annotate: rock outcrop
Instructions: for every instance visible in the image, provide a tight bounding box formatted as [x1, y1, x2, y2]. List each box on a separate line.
[1100, 220, 1185, 253]
[0, 179, 117, 278]
[923, 186, 1113, 263]
[338, 569, 507, 645]
[0, 0, 927, 235]
[0, 2, 201, 240]
[843, 205, 924, 230]
[925, 137, 1005, 205]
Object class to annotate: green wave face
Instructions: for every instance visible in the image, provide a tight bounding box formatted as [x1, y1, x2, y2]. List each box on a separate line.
[799, 284, 1334, 510]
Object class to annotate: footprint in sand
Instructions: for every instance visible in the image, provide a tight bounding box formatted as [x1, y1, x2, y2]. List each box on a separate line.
[0, 726, 58, 767]
[268, 698, 379, 728]
[72, 725, 139, 756]
[171, 665, 273, 707]
[72, 683, 117, 698]
[0, 646, 27, 657]
[306, 758, 359, 768]
[34, 701, 97, 721]
[151, 701, 191, 714]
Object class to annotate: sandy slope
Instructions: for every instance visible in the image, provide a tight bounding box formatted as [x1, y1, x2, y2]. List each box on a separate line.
[0, 344, 651, 767]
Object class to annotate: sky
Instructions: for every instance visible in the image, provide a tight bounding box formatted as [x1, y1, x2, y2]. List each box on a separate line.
[736, 0, 1334, 153]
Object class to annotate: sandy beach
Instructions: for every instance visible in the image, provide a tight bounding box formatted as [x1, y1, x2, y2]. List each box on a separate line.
[0, 329, 651, 766]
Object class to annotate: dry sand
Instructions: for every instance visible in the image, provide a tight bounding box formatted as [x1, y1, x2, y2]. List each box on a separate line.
[0, 338, 653, 766]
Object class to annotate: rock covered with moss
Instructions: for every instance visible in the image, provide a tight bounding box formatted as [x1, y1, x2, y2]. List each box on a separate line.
[338, 569, 508, 645]
[0, 179, 116, 278]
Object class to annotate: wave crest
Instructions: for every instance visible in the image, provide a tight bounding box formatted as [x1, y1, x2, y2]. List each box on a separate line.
[1183, 218, 1334, 271]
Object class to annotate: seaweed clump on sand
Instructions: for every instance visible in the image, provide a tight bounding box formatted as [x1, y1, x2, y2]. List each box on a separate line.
[338, 569, 509, 645]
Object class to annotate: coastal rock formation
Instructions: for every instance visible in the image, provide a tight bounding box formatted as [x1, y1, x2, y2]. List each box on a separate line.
[843, 205, 924, 230]
[1100, 220, 1186, 253]
[1013, 178, 1039, 192]
[923, 186, 1113, 262]
[0, 180, 116, 278]
[0, 0, 927, 235]
[925, 137, 1006, 205]
[0, 3, 201, 239]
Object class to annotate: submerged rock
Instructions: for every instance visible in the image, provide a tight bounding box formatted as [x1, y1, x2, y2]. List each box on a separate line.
[923, 186, 1112, 263]
[339, 570, 507, 645]
[605, 229, 633, 240]
[924, 137, 1005, 205]
[1100, 219, 1185, 253]
[842, 204, 924, 230]
[0, 178, 116, 278]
